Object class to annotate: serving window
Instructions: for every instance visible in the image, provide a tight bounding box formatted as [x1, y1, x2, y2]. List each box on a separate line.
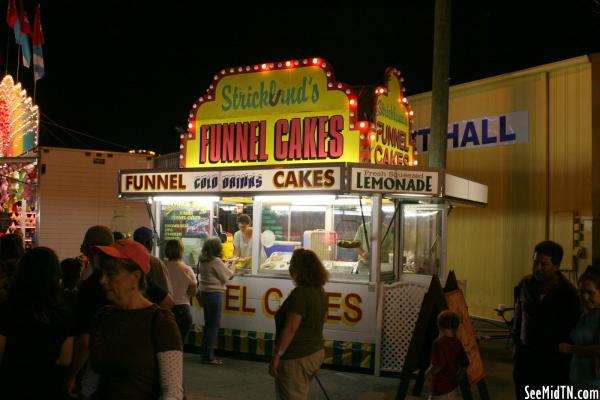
[400, 204, 446, 276]
[255, 196, 377, 281]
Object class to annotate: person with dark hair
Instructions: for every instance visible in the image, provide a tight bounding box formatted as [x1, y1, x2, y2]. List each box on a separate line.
[233, 214, 253, 267]
[133, 226, 175, 305]
[61, 258, 82, 291]
[559, 264, 600, 387]
[513, 240, 580, 398]
[0, 247, 73, 399]
[0, 233, 24, 304]
[61, 258, 82, 316]
[165, 239, 197, 343]
[112, 231, 125, 241]
[67, 225, 115, 396]
[426, 310, 469, 399]
[197, 237, 236, 365]
[269, 248, 329, 399]
[0, 232, 25, 260]
[80, 240, 184, 399]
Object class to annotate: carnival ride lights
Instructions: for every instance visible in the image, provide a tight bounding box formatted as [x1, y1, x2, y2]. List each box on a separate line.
[0, 75, 39, 157]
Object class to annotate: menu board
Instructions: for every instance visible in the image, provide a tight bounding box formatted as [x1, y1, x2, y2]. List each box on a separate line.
[261, 208, 287, 240]
[160, 203, 210, 263]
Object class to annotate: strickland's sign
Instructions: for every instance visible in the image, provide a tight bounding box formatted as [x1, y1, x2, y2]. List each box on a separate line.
[349, 166, 439, 195]
[182, 59, 361, 168]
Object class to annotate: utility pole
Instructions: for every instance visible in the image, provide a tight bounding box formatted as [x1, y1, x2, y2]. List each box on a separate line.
[429, 0, 451, 168]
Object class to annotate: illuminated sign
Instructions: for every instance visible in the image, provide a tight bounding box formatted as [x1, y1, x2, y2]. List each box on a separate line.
[182, 58, 360, 168]
[349, 165, 439, 195]
[372, 68, 415, 166]
[119, 164, 344, 195]
[0, 76, 38, 157]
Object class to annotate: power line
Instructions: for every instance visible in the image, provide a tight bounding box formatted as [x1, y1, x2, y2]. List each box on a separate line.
[44, 120, 89, 148]
[40, 113, 131, 150]
[39, 124, 68, 147]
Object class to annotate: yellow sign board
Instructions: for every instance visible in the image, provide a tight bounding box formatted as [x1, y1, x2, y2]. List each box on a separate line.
[183, 59, 360, 168]
[372, 68, 415, 166]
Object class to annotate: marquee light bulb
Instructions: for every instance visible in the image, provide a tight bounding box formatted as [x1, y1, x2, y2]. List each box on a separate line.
[285, 61, 291, 67]
[409, 110, 414, 116]
[349, 99, 355, 106]
[359, 122, 366, 128]
[413, 160, 419, 166]
[312, 58, 319, 65]
[370, 134, 376, 141]
[261, 64, 268, 70]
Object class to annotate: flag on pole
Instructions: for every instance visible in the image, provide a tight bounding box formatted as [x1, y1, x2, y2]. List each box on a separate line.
[14, 0, 31, 68]
[19, 0, 31, 37]
[33, 4, 44, 81]
[6, 0, 17, 28]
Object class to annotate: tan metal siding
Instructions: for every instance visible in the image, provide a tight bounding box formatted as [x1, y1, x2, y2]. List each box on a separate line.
[409, 56, 593, 318]
[548, 65, 593, 216]
[37, 147, 152, 260]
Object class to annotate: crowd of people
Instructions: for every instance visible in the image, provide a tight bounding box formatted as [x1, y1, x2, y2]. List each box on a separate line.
[0, 224, 331, 400]
[512, 240, 600, 398]
[2, 221, 598, 399]
[0, 226, 186, 399]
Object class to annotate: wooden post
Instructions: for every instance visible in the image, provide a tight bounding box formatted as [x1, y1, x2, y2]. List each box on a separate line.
[429, 0, 452, 168]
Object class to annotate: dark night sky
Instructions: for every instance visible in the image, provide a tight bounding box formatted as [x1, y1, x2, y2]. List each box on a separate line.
[4, 0, 600, 154]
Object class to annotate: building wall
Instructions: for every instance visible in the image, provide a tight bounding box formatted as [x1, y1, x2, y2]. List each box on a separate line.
[409, 56, 595, 318]
[37, 147, 152, 260]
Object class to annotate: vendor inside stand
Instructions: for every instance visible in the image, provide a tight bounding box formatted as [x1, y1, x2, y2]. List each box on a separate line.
[233, 214, 253, 267]
[353, 212, 395, 274]
[257, 195, 387, 281]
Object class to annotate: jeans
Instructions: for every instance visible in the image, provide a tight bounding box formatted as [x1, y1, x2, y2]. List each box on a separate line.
[172, 304, 193, 343]
[200, 291, 223, 361]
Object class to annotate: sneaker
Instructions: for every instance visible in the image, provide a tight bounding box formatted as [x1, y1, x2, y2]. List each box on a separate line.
[201, 358, 223, 365]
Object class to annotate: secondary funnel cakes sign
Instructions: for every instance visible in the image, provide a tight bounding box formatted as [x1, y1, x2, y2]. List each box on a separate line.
[372, 68, 415, 166]
[182, 58, 360, 168]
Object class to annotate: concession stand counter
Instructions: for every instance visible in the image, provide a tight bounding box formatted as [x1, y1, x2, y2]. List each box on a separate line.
[118, 59, 488, 372]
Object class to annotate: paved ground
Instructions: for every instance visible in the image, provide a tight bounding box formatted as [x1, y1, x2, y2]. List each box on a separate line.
[183, 336, 515, 399]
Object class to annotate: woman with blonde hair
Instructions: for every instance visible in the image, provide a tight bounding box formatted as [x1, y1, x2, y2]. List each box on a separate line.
[269, 248, 329, 399]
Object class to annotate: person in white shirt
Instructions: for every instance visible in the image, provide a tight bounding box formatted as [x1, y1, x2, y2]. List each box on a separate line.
[233, 214, 253, 267]
[164, 239, 197, 343]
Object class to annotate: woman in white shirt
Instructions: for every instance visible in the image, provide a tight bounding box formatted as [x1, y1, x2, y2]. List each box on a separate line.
[233, 214, 253, 267]
[197, 238, 236, 365]
[164, 240, 197, 343]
